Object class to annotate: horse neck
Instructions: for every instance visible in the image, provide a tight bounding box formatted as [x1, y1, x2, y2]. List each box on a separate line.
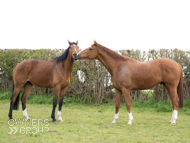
[96, 46, 124, 76]
[62, 52, 74, 73]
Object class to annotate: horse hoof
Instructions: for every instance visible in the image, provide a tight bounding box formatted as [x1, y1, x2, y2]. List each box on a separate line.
[27, 118, 31, 121]
[171, 121, 176, 125]
[52, 120, 56, 123]
[9, 119, 14, 121]
[112, 118, 118, 124]
[59, 119, 63, 122]
[170, 119, 177, 124]
[112, 120, 117, 124]
[128, 120, 133, 125]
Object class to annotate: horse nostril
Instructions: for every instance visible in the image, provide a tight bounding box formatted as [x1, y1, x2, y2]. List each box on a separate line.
[77, 54, 82, 60]
[73, 54, 77, 59]
[73, 54, 82, 60]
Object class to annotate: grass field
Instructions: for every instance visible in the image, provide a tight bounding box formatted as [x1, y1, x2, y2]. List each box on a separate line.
[0, 101, 190, 143]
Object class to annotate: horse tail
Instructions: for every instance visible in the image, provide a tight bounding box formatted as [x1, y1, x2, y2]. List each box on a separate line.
[177, 67, 184, 108]
[11, 82, 20, 110]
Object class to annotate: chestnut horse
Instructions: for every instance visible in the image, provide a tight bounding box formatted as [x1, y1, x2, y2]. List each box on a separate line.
[9, 41, 79, 122]
[75, 41, 184, 125]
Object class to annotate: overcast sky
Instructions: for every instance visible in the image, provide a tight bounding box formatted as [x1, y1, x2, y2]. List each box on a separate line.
[0, 0, 190, 51]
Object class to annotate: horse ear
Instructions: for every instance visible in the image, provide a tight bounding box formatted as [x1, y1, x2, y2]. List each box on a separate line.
[68, 40, 71, 45]
[94, 40, 98, 45]
[76, 40, 78, 44]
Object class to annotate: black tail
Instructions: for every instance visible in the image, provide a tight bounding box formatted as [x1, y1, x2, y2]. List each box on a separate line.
[11, 82, 20, 110]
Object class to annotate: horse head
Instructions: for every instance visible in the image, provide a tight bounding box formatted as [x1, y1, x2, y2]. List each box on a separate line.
[68, 40, 79, 59]
[75, 40, 98, 60]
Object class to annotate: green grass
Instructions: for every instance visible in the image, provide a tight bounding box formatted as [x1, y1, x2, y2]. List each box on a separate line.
[0, 91, 80, 105]
[0, 101, 190, 143]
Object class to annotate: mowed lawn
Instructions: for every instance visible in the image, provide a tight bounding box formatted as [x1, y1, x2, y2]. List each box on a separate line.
[0, 101, 190, 143]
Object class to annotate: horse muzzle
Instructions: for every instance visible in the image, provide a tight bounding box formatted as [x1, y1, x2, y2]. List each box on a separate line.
[73, 54, 82, 60]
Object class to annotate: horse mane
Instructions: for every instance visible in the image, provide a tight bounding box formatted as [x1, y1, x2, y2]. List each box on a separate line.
[96, 43, 126, 61]
[55, 42, 78, 63]
[56, 47, 70, 63]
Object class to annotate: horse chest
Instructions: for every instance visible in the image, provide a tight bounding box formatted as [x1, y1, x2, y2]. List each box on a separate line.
[61, 78, 71, 87]
[65, 79, 71, 85]
[111, 80, 121, 89]
[112, 81, 117, 88]
[111, 74, 131, 89]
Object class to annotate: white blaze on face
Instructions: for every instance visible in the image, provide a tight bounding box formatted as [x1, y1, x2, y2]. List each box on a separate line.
[78, 51, 81, 55]
[73, 45, 77, 53]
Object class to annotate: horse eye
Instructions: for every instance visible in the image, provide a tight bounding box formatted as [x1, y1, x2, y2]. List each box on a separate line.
[89, 48, 93, 51]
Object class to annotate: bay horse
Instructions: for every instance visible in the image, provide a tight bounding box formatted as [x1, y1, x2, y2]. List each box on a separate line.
[75, 41, 184, 125]
[9, 41, 79, 122]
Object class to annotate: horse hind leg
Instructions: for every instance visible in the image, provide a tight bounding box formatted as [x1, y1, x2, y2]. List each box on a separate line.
[8, 83, 22, 120]
[166, 85, 179, 124]
[164, 85, 175, 123]
[21, 81, 33, 121]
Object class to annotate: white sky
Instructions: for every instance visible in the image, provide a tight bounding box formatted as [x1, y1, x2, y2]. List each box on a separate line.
[0, 0, 190, 51]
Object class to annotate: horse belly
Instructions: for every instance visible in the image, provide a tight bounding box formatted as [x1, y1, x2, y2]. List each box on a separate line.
[131, 77, 161, 90]
[28, 68, 54, 88]
[132, 81, 159, 90]
[29, 77, 54, 88]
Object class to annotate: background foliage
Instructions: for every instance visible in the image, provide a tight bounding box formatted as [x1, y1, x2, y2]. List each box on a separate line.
[0, 49, 189, 104]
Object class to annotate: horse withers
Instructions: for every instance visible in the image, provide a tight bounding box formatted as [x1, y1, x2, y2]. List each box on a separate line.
[9, 41, 79, 122]
[75, 41, 184, 125]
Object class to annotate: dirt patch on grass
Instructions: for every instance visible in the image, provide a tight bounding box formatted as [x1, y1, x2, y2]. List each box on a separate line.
[48, 130, 57, 133]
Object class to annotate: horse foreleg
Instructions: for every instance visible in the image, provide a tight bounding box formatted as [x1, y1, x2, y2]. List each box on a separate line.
[51, 85, 61, 123]
[122, 88, 133, 125]
[57, 86, 68, 122]
[21, 81, 33, 121]
[112, 89, 122, 124]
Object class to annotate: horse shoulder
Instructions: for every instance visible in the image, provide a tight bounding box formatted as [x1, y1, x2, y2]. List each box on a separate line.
[111, 62, 132, 89]
[52, 65, 72, 88]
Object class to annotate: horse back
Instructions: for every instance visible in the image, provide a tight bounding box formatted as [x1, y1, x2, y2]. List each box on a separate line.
[117, 58, 181, 90]
[13, 59, 55, 87]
